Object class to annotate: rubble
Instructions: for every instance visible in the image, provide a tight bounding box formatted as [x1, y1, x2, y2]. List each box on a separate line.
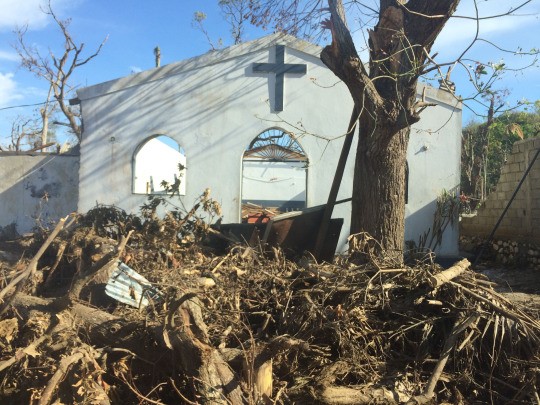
[241, 202, 281, 223]
[0, 202, 539, 404]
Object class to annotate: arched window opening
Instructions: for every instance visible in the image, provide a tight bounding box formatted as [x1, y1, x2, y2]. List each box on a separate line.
[242, 129, 307, 219]
[133, 135, 186, 195]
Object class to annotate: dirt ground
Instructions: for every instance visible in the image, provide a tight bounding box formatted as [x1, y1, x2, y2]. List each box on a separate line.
[478, 266, 540, 313]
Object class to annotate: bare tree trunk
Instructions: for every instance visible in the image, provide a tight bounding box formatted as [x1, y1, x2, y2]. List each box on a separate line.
[352, 120, 409, 259]
[319, 0, 459, 262]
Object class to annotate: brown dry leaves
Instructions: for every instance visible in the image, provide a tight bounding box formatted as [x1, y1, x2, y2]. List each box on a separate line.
[0, 207, 539, 404]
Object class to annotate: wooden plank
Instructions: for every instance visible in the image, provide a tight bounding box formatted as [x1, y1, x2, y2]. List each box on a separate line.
[313, 106, 358, 261]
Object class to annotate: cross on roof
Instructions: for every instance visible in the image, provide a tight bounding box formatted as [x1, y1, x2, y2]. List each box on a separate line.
[252, 45, 307, 112]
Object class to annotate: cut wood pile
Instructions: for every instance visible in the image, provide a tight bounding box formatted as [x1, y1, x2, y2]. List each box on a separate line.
[1, 205, 539, 404]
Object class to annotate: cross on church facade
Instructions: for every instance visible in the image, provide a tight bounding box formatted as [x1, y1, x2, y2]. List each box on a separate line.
[252, 45, 307, 112]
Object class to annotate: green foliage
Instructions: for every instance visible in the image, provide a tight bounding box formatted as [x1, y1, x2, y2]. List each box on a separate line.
[193, 11, 207, 23]
[461, 101, 540, 199]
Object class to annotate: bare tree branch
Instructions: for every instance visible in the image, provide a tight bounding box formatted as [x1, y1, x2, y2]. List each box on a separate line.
[13, 0, 107, 142]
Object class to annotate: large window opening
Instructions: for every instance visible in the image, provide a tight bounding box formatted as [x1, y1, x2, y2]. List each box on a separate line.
[242, 129, 307, 218]
[133, 135, 186, 195]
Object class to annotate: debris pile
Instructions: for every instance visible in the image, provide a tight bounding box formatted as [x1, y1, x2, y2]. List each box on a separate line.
[241, 202, 280, 223]
[1, 203, 539, 404]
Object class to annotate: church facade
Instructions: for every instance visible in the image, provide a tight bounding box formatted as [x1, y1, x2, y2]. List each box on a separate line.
[75, 33, 462, 256]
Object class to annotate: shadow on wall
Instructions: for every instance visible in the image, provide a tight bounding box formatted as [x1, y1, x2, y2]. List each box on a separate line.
[405, 190, 460, 258]
[76, 46, 334, 219]
[0, 153, 79, 238]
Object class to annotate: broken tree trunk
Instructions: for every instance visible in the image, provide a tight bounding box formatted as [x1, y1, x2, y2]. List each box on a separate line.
[0, 214, 75, 314]
[10, 292, 248, 403]
[163, 293, 247, 404]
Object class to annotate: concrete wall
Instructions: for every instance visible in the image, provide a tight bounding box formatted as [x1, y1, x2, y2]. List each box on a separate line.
[0, 153, 79, 237]
[461, 137, 540, 243]
[77, 34, 462, 255]
[405, 88, 463, 256]
[242, 161, 306, 207]
[77, 35, 356, 248]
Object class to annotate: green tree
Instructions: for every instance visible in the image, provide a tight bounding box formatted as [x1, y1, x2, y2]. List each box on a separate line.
[462, 100, 540, 200]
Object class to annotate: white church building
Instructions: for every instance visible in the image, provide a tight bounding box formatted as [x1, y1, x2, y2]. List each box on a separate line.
[74, 33, 462, 256]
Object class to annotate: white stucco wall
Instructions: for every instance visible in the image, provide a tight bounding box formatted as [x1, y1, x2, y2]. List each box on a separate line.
[405, 87, 462, 256]
[77, 35, 353, 222]
[242, 161, 306, 206]
[0, 153, 79, 236]
[76, 33, 462, 257]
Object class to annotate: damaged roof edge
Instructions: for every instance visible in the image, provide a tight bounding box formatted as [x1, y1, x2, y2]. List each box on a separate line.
[75, 31, 462, 111]
[418, 82, 463, 110]
[76, 32, 321, 102]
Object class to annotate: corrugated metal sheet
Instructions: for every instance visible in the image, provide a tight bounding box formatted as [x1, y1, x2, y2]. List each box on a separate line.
[105, 261, 162, 308]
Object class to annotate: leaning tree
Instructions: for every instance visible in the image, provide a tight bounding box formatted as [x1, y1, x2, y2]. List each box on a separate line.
[248, 0, 538, 262]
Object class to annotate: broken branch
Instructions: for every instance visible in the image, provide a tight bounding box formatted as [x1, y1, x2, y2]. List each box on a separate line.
[428, 258, 470, 288]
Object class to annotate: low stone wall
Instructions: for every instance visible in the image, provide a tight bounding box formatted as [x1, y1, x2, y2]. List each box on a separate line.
[461, 137, 540, 243]
[0, 152, 79, 238]
[460, 235, 540, 270]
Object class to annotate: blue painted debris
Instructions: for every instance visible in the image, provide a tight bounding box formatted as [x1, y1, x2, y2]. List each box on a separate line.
[105, 261, 162, 308]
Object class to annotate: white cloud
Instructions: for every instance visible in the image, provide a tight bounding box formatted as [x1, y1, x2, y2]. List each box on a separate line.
[130, 66, 143, 74]
[435, 0, 539, 53]
[0, 0, 74, 31]
[0, 72, 23, 108]
[349, 1, 539, 61]
[0, 49, 19, 62]
[435, 14, 538, 51]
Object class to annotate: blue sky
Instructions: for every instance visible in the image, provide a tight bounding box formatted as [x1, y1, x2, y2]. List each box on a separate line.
[0, 0, 539, 146]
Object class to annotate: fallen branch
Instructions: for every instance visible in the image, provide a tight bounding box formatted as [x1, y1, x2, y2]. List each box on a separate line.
[38, 350, 85, 405]
[0, 334, 49, 372]
[37, 343, 110, 405]
[449, 280, 540, 339]
[41, 240, 67, 289]
[428, 258, 470, 288]
[163, 293, 247, 404]
[69, 230, 133, 300]
[316, 385, 398, 404]
[0, 214, 74, 313]
[314, 361, 403, 404]
[411, 314, 480, 404]
[11, 293, 145, 353]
